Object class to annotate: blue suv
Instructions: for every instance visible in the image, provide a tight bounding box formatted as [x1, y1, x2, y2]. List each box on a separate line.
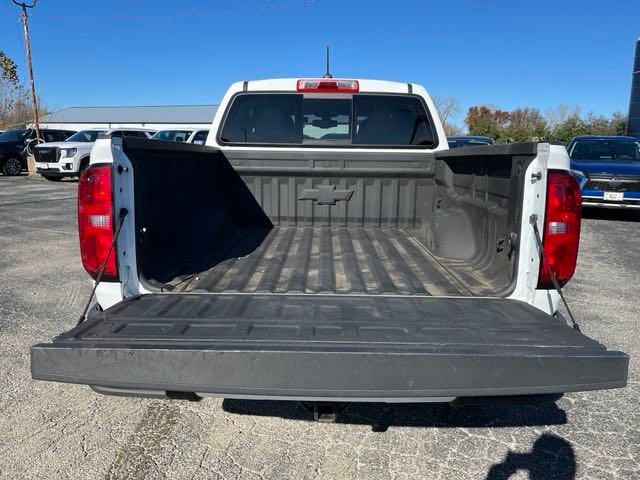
[568, 135, 640, 209]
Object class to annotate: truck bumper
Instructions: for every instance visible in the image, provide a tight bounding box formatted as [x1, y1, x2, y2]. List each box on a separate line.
[35, 166, 74, 178]
[31, 294, 629, 402]
[582, 191, 640, 209]
[582, 198, 640, 209]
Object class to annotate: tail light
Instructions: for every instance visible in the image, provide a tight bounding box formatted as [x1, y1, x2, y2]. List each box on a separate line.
[78, 164, 118, 280]
[296, 79, 359, 93]
[537, 170, 582, 289]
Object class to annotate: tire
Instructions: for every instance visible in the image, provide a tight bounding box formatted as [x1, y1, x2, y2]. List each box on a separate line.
[43, 175, 62, 182]
[78, 158, 90, 177]
[2, 157, 22, 176]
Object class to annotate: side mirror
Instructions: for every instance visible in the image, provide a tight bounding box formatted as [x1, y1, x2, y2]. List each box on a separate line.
[193, 140, 205, 145]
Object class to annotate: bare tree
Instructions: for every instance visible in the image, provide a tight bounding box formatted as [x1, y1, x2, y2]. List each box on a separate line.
[545, 104, 581, 131]
[0, 50, 49, 129]
[433, 96, 460, 125]
[0, 50, 29, 129]
[443, 123, 464, 136]
[433, 96, 463, 136]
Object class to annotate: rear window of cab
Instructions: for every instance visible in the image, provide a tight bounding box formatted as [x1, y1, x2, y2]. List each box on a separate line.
[218, 93, 437, 148]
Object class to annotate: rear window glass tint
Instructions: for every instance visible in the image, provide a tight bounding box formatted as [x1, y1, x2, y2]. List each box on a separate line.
[219, 93, 435, 148]
[123, 131, 143, 138]
[220, 94, 302, 144]
[570, 141, 640, 160]
[353, 95, 434, 146]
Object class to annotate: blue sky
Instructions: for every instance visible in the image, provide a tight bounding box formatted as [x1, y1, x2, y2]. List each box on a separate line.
[1, 0, 638, 126]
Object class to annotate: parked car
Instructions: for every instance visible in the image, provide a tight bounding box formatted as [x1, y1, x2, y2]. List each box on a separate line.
[568, 135, 640, 209]
[151, 129, 193, 142]
[31, 78, 628, 411]
[447, 135, 494, 148]
[0, 128, 75, 176]
[34, 128, 155, 180]
[186, 128, 209, 145]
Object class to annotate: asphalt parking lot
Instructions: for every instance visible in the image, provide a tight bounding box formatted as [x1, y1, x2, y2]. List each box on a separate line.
[0, 175, 638, 480]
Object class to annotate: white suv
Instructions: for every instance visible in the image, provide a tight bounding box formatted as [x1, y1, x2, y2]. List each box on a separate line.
[186, 129, 209, 144]
[34, 128, 155, 180]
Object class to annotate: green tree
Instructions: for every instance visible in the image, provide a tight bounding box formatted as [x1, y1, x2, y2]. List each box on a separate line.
[465, 106, 510, 141]
[1, 50, 30, 129]
[610, 112, 628, 135]
[0, 50, 20, 86]
[465, 104, 628, 144]
[506, 108, 548, 142]
[547, 115, 588, 143]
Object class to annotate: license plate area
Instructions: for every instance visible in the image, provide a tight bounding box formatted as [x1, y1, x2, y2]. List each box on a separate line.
[604, 192, 624, 201]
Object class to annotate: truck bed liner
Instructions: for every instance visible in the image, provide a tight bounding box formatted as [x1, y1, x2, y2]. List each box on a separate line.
[186, 227, 471, 296]
[31, 294, 629, 400]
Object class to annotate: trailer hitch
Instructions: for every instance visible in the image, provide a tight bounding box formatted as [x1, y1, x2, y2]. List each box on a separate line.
[299, 402, 350, 422]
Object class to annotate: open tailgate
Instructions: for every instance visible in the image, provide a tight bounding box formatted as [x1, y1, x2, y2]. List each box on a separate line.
[31, 294, 628, 401]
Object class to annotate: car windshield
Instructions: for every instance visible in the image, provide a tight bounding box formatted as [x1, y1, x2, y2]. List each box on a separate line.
[151, 130, 192, 142]
[65, 130, 106, 142]
[0, 129, 29, 142]
[569, 140, 640, 160]
[219, 93, 436, 148]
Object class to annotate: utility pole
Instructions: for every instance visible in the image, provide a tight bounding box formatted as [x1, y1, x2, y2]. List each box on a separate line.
[13, 0, 41, 144]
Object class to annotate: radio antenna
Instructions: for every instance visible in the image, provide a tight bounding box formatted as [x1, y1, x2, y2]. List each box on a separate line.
[323, 45, 333, 78]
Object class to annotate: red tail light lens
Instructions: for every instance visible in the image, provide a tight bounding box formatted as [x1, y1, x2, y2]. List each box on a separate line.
[296, 79, 359, 93]
[537, 170, 582, 289]
[78, 164, 117, 280]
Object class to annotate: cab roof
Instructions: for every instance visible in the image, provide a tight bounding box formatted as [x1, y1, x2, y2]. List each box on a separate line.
[572, 135, 638, 142]
[240, 78, 416, 94]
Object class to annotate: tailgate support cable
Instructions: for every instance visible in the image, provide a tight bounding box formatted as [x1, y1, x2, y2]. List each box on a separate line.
[77, 208, 128, 326]
[530, 214, 581, 332]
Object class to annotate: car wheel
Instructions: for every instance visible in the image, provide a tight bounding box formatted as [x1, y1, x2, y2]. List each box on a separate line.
[78, 158, 90, 177]
[2, 157, 22, 176]
[43, 175, 62, 182]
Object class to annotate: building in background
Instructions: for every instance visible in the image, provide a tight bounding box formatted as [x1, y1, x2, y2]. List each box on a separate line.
[33, 105, 218, 131]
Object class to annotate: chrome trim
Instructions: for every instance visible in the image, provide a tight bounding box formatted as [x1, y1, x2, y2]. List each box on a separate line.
[582, 201, 640, 209]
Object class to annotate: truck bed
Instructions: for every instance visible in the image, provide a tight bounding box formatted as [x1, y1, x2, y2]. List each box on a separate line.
[130, 142, 528, 297]
[184, 227, 471, 296]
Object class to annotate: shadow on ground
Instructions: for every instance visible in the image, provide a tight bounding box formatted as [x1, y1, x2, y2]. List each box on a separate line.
[582, 206, 640, 222]
[486, 432, 576, 480]
[0, 174, 78, 183]
[222, 399, 567, 431]
[223, 400, 575, 479]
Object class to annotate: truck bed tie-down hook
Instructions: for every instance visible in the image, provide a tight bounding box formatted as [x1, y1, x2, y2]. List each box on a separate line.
[530, 214, 581, 331]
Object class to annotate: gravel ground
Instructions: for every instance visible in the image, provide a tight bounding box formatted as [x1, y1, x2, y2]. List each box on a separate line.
[0, 175, 638, 480]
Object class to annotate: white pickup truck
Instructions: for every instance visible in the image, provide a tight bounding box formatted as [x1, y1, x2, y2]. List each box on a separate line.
[34, 128, 155, 180]
[31, 78, 628, 409]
